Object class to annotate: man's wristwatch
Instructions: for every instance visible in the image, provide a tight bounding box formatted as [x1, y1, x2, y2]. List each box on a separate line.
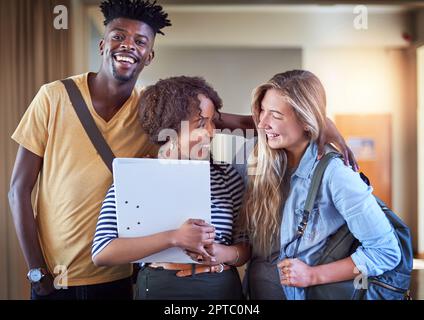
[27, 268, 48, 284]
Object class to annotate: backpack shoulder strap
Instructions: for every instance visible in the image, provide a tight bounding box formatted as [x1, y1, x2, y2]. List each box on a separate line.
[304, 152, 341, 214]
[291, 152, 342, 258]
[61, 78, 115, 173]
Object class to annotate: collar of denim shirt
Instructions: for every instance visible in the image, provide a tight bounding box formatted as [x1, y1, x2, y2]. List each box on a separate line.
[290, 141, 319, 180]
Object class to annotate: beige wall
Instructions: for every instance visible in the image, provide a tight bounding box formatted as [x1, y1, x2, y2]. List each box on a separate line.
[136, 47, 302, 163]
[303, 47, 418, 251]
[72, 0, 89, 75]
[161, 6, 411, 48]
[139, 47, 302, 115]
[88, 4, 412, 48]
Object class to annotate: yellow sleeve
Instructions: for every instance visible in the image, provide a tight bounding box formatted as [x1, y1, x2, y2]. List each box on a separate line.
[11, 85, 51, 157]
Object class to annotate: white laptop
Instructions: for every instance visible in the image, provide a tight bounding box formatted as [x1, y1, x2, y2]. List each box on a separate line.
[112, 158, 211, 263]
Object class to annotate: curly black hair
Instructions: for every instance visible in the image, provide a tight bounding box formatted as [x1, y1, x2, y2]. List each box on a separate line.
[100, 0, 171, 35]
[139, 76, 223, 145]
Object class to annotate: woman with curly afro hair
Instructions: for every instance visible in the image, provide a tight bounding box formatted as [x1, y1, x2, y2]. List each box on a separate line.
[92, 76, 251, 300]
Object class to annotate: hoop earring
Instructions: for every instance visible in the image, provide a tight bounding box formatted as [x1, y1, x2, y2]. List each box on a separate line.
[170, 139, 177, 151]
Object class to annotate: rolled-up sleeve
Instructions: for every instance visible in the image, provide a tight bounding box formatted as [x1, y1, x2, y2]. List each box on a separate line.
[327, 161, 401, 277]
[92, 185, 119, 259]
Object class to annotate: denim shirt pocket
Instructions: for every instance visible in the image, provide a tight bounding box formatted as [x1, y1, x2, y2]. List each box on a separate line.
[294, 206, 321, 242]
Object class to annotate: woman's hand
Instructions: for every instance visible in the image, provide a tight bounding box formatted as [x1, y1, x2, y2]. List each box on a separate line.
[277, 258, 317, 288]
[173, 219, 215, 258]
[185, 243, 227, 265]
[318, 117, 359, 171]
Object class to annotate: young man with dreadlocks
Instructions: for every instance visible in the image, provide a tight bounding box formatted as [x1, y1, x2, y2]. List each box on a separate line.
[8, 0, 172, 300]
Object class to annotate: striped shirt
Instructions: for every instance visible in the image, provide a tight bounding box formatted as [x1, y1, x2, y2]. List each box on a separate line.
[92, 163, 246, 258]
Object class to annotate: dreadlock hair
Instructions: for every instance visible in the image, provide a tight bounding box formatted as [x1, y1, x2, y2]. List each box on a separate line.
[100, 0, 171, 35]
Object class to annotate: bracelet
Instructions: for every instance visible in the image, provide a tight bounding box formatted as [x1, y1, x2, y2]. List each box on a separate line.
[230, 246, 240, 266]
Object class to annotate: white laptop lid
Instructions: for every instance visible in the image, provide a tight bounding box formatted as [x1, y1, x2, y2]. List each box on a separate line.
[112, 158, 211, 263]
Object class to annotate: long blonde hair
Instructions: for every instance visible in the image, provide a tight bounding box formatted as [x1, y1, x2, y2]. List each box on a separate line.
[238, 70, 327, 256]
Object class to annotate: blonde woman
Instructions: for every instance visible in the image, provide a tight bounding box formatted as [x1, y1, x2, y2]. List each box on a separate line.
[237, 70, 401, 300]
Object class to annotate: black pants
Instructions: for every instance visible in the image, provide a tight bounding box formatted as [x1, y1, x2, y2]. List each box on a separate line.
[135, 265, 244, 300]
[31, 277, 133, 300]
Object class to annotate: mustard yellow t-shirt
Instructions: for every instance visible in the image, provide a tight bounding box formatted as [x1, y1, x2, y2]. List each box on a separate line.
[12, 73, 158, 286]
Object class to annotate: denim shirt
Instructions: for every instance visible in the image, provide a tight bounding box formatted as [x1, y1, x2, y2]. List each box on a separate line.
[279, 142, 401, 299]
[234, 140, 401, 300]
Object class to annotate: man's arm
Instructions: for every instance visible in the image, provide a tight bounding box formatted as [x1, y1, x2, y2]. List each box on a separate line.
[216, 112, 358, 170]
[8, 146, 54, 295]
[214, 113, 256, 135]
[318, 118, 359, 171]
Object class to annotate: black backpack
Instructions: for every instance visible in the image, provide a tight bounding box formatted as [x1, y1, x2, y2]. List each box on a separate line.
[292, 152, 413, 300]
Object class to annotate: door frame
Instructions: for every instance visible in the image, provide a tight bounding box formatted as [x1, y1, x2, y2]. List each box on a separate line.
[418, 45, 424, 256]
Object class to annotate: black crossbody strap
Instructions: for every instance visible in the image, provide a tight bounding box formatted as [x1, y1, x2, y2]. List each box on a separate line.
[61, 79, 115, 173]
[291, 152, 342, 258]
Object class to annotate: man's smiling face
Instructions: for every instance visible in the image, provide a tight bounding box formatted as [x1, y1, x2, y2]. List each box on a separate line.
[100, 18, 156, 83]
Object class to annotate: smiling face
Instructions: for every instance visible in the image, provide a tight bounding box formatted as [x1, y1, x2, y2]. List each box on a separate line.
[99, 18, 155, 83]
[179, 94, 217, 160]
[257, 88, 308, 153]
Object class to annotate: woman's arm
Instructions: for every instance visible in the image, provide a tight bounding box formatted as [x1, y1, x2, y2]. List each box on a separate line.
[93, 230, 176, 267]
[277, 160, 401, 289]
[328, 160, 401, 277]
[92, 186, 215, 267]
[278, 257, 357, 288]
[186, 242, 251, 267]
[222, 242, 251, 267]
[93, 221, 215, 267]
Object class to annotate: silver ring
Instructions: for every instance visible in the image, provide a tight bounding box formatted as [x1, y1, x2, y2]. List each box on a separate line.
[216, 263, 224, 273]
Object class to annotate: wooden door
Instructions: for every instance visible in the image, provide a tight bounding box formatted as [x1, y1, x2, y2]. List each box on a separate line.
[335, 114, 392, 207]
